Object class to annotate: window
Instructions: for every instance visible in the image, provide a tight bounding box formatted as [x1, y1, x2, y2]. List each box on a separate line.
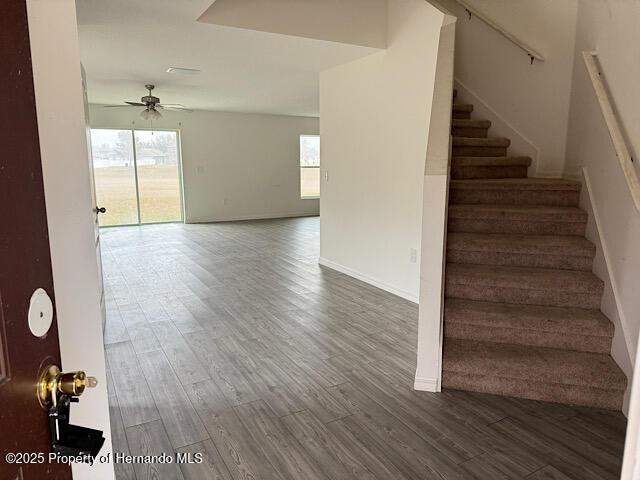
[300, 135, 320, 199]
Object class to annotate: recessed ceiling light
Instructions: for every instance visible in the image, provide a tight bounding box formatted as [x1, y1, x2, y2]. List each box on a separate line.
[166, 67, 201, 75]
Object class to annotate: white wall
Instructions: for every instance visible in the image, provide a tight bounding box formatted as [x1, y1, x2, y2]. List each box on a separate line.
[89, 106, 319, 223]
[319, 0, 446, 302]
[27, 1, 114, 479]
[198, 0, 388, 49]
[564, 0, 640, 413]
[439, 0, 579, 177]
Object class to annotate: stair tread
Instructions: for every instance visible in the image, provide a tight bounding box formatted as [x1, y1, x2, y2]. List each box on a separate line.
[447, 232, 595, 257]
[452, 119, 491, 128]
[451, 178, 581, 191]
[453, 103, 474, 112]
[452, 156, 532, 167]
[449, 204, 588, 221]
[445, 299, 612, 337]
[446, 263, 604, 294]
[443, 338, 626, 391]
[453, 137, 511, 147]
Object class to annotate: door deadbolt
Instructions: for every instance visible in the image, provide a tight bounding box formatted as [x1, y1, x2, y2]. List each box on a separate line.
[38, 365, 98, 405]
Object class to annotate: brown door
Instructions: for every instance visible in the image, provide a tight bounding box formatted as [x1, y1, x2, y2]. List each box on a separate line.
[0, 1, 71, 479]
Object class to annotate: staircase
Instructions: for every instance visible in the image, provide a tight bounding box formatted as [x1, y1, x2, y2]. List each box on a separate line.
[442, 96, 627, 410]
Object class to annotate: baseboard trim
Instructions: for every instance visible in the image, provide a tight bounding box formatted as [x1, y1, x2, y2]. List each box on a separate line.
[582, 168, 634, 368]
[535, 169, 566, 179]
[318, 257, 419, 303]
[414, 376, 440, 392]
[187, 212, 319, 224]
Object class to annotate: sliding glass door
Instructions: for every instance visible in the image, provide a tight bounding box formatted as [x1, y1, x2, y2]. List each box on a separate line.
[134, 130, 182, 224]
[90, 128, 183, 227]
[90, 129, 139, 226]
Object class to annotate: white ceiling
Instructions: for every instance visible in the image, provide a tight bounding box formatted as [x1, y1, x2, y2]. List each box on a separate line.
[76, 0, 381, 117]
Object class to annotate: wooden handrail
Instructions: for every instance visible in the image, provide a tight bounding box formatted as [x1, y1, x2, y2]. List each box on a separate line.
[583, 51, 640, 212]
[454, 0, 545, 63]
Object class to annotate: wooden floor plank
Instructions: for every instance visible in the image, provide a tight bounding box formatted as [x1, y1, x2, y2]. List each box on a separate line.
[105, 341, 160, 427]
[149, 320, 209, 385]
[184, 331, 260, 407]
[125, 420, 185, 480]
[234, 400, 329, 480]
[107, 394, 137, 480]
[527, 465, 574, 480]
[281, 410, 371, 480]
[136, 349, 210, 448]
[176, 439, 233, 480]
[201, 407, 285, 480]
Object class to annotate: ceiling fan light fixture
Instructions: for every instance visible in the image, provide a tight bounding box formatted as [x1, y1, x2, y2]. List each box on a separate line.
[140, 107, 162, 121]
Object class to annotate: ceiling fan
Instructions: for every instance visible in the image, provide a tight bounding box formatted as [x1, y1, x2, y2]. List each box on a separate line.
[104, 84, 193, 119]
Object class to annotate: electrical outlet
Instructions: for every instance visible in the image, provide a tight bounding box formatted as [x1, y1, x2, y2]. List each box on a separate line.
[410, 248, 418, 263]
[196, 165, 205, 174]
[223, 198, 229, 206]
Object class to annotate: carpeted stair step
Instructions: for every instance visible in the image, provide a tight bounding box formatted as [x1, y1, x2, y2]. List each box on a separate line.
[452, 119, 491, 138]
[450, 178, 581, 207]
[442, 339, 626, 410]
[453, 103, 473, 119]
[444, 299, 613, 353]
[448, 204, 588, 235]
[452, 156, 531, 180]
[445, 263, 604, 309]
[452, 137, 511, 157]
[447, 232, 596, 271]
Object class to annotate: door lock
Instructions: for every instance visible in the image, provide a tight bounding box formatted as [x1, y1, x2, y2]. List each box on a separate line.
[38, 365, 97, 405]
[37, 365, 105, 460]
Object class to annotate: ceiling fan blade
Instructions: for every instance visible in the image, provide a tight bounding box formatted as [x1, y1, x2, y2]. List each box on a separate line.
[125, 101, 146, 106]
[158, 104, 193, 113]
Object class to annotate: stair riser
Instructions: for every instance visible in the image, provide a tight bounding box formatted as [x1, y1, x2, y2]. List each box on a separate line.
[442, 372, 623, 410]
[452, 127, 488, 138]
[453, 146, 508, 157]
[451, 166, 528, 180]
[448, 218, 587, 236]
[444, 323, 611, 353]
[450, 189, 580, 207]
[446, 250, 594, 271]
[452, 111, 471, 120]
[445, 284, 602, 309]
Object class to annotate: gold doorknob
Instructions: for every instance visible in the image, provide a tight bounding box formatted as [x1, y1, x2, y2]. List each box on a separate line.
[38, 365, 98, 405]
